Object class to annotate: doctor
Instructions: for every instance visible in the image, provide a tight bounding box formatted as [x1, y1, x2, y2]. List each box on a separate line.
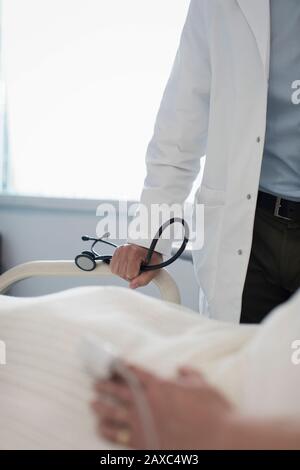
[110, 0, 300, 324]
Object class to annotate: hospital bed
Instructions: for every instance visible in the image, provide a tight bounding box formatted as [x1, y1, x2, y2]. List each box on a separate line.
[0, 260, 184, 449]
[0, 260, 181, 303]
[0, 260, 299, 450]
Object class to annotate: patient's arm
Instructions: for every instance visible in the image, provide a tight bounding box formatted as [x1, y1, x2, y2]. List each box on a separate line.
[92, 366, 300, 450]
[227, 416, 300, 450]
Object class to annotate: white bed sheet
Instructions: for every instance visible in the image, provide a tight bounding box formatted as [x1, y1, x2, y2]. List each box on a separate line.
[0, 286, 299, 449]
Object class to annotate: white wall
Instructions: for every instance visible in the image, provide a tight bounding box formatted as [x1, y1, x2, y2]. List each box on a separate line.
[0, 200, 199, 311]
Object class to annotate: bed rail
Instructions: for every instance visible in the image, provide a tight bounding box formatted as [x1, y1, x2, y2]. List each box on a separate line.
[0, 260, 181, 304]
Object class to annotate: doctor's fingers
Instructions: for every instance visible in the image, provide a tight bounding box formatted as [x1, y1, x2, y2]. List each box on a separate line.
[110, 247, 128, 280]
[110, 246, 144, 281]
[125, 254, 147, 281]
[110, 246, 123, 276]
[129, 270, 158, 289]
[120, 248, 144, 280]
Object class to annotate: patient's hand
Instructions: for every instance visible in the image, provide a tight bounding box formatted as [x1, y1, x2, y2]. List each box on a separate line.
[110, 244, 163, 288]
[92, 365, 300, 450]
[91, 365, 234, 449]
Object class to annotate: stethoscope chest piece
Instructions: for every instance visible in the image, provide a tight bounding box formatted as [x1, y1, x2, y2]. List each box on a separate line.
[75, 252, 96, 272]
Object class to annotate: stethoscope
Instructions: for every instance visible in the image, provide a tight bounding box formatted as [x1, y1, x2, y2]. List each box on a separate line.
[75, 218, 189, 272]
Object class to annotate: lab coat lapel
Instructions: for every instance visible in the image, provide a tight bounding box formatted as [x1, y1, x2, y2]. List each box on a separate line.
[237, 0, 270, 77]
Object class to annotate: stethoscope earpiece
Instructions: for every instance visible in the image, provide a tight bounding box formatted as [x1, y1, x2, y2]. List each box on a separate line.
[81, 236, 92, 242]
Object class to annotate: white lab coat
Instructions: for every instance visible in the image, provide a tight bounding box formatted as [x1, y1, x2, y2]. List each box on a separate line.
[130, 0, 271, 323]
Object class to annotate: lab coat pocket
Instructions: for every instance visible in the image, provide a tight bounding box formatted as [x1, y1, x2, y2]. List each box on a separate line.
[195, 184, 226, 207]
[193, 184, 226, 304]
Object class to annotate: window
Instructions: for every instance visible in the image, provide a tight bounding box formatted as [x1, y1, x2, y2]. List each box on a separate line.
[1, 0, 191, 201]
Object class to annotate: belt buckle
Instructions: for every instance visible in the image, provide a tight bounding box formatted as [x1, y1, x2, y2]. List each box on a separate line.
[274, 197, 292, 221]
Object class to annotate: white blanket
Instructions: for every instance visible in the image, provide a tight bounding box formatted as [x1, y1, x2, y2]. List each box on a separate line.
[0, 286, 299, 450]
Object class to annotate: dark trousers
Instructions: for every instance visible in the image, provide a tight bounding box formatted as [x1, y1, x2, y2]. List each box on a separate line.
[240, 205, 300, 324]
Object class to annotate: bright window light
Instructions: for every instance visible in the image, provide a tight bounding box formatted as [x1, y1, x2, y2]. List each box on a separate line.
[2, 0, 190, 200]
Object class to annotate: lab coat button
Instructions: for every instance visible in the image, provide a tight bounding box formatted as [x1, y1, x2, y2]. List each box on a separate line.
[256, 136, 261, 143]
[247, 194, 252, 200]
[238, 249, 243, 255]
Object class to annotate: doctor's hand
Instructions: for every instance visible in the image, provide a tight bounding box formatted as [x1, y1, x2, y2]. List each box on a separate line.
[110, 244, 163, 289]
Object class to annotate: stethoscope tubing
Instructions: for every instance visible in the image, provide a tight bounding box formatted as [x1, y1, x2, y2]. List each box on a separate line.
[76, 218, 189, 273]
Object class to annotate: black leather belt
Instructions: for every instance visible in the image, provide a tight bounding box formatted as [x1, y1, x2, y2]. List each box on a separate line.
[257, 191, 300, 221]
